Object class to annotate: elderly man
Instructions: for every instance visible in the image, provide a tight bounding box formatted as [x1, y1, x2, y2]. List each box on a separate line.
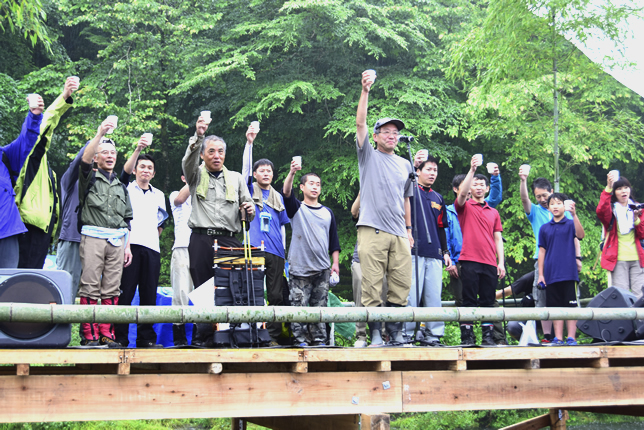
[182, 115, 255, 346]
[77, 118, 133, 348]
[355, 70, 414, 346]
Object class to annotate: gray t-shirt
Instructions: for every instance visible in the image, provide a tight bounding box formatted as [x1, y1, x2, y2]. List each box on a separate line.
[283, 192, 341, 277]
[356, 135, 413, 237]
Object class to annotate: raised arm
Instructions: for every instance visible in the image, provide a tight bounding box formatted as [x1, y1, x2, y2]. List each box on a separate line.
[241, 123, 259, 186]
[356, 71, 375, 148]
[457, 155, 478, 208]
[122, 135, 150, 175]
[569, 201, 585, 240]
[282, 159, 301, 198]
[519, 169, 532, 215]
[173, 184, 191, 206]
[487, 171, 502, 208]
[82, 118, 115, 165]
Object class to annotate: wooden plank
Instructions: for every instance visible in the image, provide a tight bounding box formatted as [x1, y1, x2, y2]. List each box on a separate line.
[361, 413, 390, 430]
[373, 361, 391, 372]
[16, 364, 29, 376]
[602, 345, 644, 359]
[462, 347, 602, 361]
[0, 371, 402, 422]
[499, 413, 551, 430]
[402, 368, 644, 412]
[0, 349, 122, 364]
[305, 347, 458, 363]
[247, 415, 360, 430]
[125, 348, 302, 364]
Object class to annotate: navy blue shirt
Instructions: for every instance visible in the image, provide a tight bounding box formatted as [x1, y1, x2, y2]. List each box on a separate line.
[410, 185, 447, 260]
[539, 216, 579, 284]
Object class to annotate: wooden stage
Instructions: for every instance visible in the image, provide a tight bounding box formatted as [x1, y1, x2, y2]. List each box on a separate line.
[1, 345, 644, 428]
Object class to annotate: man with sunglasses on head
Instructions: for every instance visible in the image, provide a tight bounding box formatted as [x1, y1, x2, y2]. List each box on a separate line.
[355, 70, 414, 346]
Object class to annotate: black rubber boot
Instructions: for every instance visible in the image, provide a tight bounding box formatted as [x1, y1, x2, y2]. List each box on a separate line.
[482, 325, 495, 346]
[368, 322, 383, 346]
[460, 324, 475, 346]
[384, 301, 405, 345]
[173, 324, 188, 347]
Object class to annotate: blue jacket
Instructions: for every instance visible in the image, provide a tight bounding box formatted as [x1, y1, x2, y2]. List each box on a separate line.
[445, 174, 503, 263]
[0, 111, 43, 240]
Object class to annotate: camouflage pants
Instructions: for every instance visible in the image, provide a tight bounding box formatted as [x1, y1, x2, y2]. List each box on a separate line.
[289, 269, 330, 344]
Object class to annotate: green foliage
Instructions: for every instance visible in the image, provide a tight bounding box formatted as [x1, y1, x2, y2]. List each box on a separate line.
[0, 0, 51, 51]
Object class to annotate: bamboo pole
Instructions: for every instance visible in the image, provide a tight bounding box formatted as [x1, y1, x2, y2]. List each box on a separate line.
[1, 304, 644, 324]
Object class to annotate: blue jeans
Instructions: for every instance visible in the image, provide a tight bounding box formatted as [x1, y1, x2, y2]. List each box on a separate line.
[405, 256, 444, 339]
[0, 235, 19, 268]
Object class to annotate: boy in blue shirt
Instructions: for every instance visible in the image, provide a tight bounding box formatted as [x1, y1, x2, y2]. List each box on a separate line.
[537, 193, 585, 345]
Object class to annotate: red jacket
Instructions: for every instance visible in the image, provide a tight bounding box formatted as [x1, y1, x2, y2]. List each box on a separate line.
[596, 190, 644, 271]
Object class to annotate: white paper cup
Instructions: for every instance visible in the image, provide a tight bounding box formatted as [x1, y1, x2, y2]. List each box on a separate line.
[609, 170, 620, 182]
[486, 162, 497, 174]
[142, 133, 153, 146]
[292, 156, 302, 168]
[473, 154, 483, 167]
[250, 120, 260, 131]
[520, 164, 531, 176]
[364, 69, 376, 84]
[27, 94, 40, 109]
[564, 200, 574, 212]
[106, 115, 118, 134]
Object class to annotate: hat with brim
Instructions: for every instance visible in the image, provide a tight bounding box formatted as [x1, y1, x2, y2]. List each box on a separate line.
[373, 118, 405, 134]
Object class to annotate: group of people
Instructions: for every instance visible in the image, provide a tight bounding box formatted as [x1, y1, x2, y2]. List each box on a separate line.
[2, 73, 643, 349]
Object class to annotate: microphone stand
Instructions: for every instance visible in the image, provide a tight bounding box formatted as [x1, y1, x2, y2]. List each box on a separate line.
[403, 136, 420, 341]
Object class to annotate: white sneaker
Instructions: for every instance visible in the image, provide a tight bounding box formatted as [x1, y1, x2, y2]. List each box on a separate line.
[354, 340, 367, 348]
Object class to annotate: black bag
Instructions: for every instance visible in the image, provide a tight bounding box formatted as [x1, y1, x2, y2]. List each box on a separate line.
[214, 327, 271, 347]
[214, 268, 264, 307]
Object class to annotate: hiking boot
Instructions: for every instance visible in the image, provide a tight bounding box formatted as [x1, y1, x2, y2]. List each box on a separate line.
[79, 338, 101, 348]
[98, 296, 118, 342]
[460, 324, 475, 346]
[100, 336, 122, 349]
[368, 322, 383, 347]
[482, 325, 495, 346]
[173, 324, 188, 347]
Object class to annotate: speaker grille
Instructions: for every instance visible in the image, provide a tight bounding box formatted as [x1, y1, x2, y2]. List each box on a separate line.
[0, 273, 62, 339]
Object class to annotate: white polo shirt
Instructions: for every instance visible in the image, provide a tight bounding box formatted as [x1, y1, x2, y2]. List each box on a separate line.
[169, 191, 192, 250]
[128, 181, 167, 253]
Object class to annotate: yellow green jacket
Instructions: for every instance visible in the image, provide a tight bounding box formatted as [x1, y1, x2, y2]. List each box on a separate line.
[14, 94, 73, 234]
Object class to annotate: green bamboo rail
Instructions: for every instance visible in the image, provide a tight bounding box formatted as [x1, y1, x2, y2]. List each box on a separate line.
[0, 304, 642, 324]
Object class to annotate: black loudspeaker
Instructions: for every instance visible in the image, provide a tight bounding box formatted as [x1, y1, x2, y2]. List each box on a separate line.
[577, 286, 638, 342]
[0, 269, 73, 348]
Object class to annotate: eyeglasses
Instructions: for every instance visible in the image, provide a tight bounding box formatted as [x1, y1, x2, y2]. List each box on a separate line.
[98, 150, 117, 156]
[377, 130, 400, 137]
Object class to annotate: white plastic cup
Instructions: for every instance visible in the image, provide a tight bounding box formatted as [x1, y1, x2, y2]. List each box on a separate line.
[200, 110, 211, 124]
[417, 149, 429, 162]
[250, 120, 260, 131]
[486, 162, 497, 174]
[520, 164, 531, 177]
[364, 69, 376, 84]
[142, 133, 153, 146]
[69, 76, 80, 91]
[27, 94, 40, 109]
[564, 200, 574, 212]
[609, 170, 620, 182]
[330, 272, 340, 287]
[106, 115, 118, 134]
[473, 154, 483, 167]
[292, 156, 302, 169]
